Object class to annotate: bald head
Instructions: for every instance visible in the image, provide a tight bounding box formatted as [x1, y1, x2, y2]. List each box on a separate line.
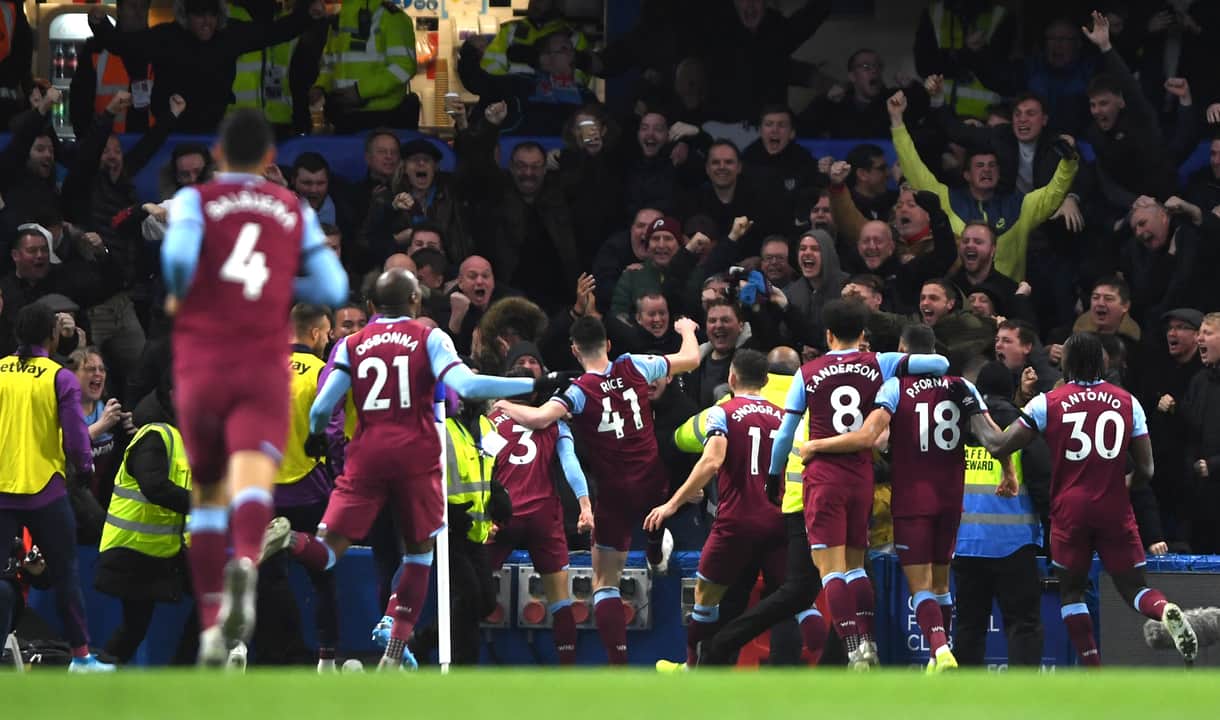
[374, 268, 421, 315]
[457, 255, 495, 309]
[767, 346, 801, 375]
[383, 253, 417, 274]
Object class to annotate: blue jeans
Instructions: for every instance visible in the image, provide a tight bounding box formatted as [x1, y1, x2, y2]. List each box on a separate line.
[0, 495, 90, 648]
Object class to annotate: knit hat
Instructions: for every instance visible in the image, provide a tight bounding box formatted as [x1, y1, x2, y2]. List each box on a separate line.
[975, 361, 1014, 399]
[647, 216, 683, 242]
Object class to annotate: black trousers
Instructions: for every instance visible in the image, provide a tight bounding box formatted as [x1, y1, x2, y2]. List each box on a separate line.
[952, 545, 1044, 667]
[412, 534, 494, 666]
[103, 597, 198, 665]
[700, 512, 845, 666]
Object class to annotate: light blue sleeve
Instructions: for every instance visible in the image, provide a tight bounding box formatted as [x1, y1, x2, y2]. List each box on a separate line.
[874, 377, 900, 413]
[703, 405, 728, 440]
[294, 205, 349, 307]
[310, 364, 352, 434]
[629, 354, 671, 383]
[1131, 396, 1148, 438]
[161, 186, 204, 298]
[560, 384, 587, 415]
[770, 411, 802, 475]
[423, 330, 535, 399]
[876, 352, 950, 379]
[1021, 394, 1048, 432]
[782, 367, 808, 413]
[556, 421, 589, 499]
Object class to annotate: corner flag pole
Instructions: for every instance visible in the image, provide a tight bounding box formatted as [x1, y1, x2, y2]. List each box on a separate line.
[435, 397, 453, 675]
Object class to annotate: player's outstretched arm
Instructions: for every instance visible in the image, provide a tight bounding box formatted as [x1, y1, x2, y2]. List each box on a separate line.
[769, 371, 808, 475]
[802, 407, 890, 461]
[665, 317, 702, 375]
[309, 366, 352, 434]
[879, 351, 950, 379]
[967, 414, 1035, 458]
[491, 398, 568, 430]
[644, 435, 725, 532]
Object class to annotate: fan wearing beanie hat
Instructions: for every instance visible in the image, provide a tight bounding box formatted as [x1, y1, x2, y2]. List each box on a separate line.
[610, 216, 699, 318]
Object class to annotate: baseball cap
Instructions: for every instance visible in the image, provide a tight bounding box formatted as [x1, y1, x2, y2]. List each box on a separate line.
[36, 293, 79, 314]
[400, 138, 443, 163]
[1162, 308, 1203, 330]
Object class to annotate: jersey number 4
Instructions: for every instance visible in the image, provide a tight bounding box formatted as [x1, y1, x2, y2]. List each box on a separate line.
[597, 388, 643, 439]
[220, 223, 271, 301]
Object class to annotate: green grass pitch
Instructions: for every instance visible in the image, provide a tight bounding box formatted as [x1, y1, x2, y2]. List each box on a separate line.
[4, 668, 1217, 719]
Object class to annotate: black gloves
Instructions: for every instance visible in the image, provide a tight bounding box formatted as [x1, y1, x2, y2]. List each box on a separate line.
[534, 371, 581, 397]
[304, 432, 328, 460]
[948, 379, 983, 418]
[488, 480, 513, 524]
[448, 501, 474, 539]
[1052, 136, 1078, 161]
[766, 473, 784, 507]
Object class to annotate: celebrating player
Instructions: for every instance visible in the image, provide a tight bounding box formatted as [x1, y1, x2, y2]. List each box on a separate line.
[269, 269, 566, 670]
[161, 108, 349, 667]
[958, 332, 1198, 666]
[492, 315, 701, 664]
[769, 300, 949, 669]
[483, 369, 595, 665]
[802, 325, 1007, 672]
[645, 349, 786, 670]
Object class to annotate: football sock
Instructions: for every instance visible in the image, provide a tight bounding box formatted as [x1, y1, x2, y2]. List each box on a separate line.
[186, 507, 229, 629]
[387, 551, 433, 651]
[1133, 588, 1169, 620]
[645, 529, 665, 566]
[686, 603, 720, 666]
[845, 568, 875, 643]
[936, 592, 954, 639]
[796, 608, 827, 664]
[550, 600, 577, 666]
[822, 573, 860, 653]
[230, 487, 273, 564]
[290, 532, 335, 571]
[914, 591, 949, 654]
[1061, 603, 1101, 667]
[593, 587, 628, 665]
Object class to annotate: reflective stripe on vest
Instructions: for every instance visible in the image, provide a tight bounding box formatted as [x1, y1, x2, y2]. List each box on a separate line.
[94, 51, 155, 134]
[928, 1, 1004, 119]
[954, 445, 1040, 558]
[0, 356, 66, 495]
[319, 2, 415, 112]
[228, 4, 296, 124]
[445, 416, 495, 543]
[99, 423, 192, 558]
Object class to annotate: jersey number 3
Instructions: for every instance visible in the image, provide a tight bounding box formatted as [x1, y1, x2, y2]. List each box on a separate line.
[220, 223, 270, 301]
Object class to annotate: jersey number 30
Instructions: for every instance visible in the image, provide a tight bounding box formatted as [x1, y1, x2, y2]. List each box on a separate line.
[220, 223, 271, 301]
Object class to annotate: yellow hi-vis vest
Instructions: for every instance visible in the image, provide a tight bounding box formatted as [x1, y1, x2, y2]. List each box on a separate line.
[480, 17, 591, 86]
[315, 0, 416, 113]
[0, 355, 66, 495]
[957, 445, 1040, 557]
[673, 372, 809, 514]
[100, 423, 192, 558]
[928, 0, 1005, 120]
[445, 415, 496, 544]
[278, 350, 326, 484]
[227, 4, 297, 125]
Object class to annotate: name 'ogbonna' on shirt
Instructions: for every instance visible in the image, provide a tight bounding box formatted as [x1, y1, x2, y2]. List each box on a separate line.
[355, 331, 420, 356]
[204, 190, 299, 230]
[805, 362, 880, 391]
[1059, 388, 1122, 411]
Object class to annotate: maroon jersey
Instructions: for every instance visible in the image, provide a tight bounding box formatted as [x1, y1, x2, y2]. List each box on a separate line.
[486, 408, 561, 515]
[710, 396, 784, 528]
[341, 318, 442, 478]
[881, 375, 967, 517]
[558, 355, 667, 490]
[796, 350, 886, 480]
[1032, 381, 1145, 517]
[174, 176, 305, 362]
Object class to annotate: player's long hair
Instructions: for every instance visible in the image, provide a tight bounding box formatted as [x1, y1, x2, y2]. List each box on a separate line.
[14, 303, 56, 368]
[477, 297, 548, 373]
[1061, 332, 1106, 384]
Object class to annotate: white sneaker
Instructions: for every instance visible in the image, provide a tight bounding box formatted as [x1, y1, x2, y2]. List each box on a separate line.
[198, 626, 228, 668]
[847, 647, 872, 671]
[317, 658, 337, 673]
[649, 528, 674, 576]
[259, 517, 293, 564]
[218, 557, 258, 647]
[1161, 603, 1199, 663]
[226, 641, 248, 673]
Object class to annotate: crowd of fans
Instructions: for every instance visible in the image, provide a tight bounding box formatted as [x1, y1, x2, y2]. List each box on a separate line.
[3, 0, 1220, 663]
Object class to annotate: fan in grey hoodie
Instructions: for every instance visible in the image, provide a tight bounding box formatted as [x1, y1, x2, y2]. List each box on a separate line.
[782, 229, 847, 351]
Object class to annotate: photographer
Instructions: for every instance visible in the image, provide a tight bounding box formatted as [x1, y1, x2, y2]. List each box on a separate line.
[2, 535, 50, 644]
